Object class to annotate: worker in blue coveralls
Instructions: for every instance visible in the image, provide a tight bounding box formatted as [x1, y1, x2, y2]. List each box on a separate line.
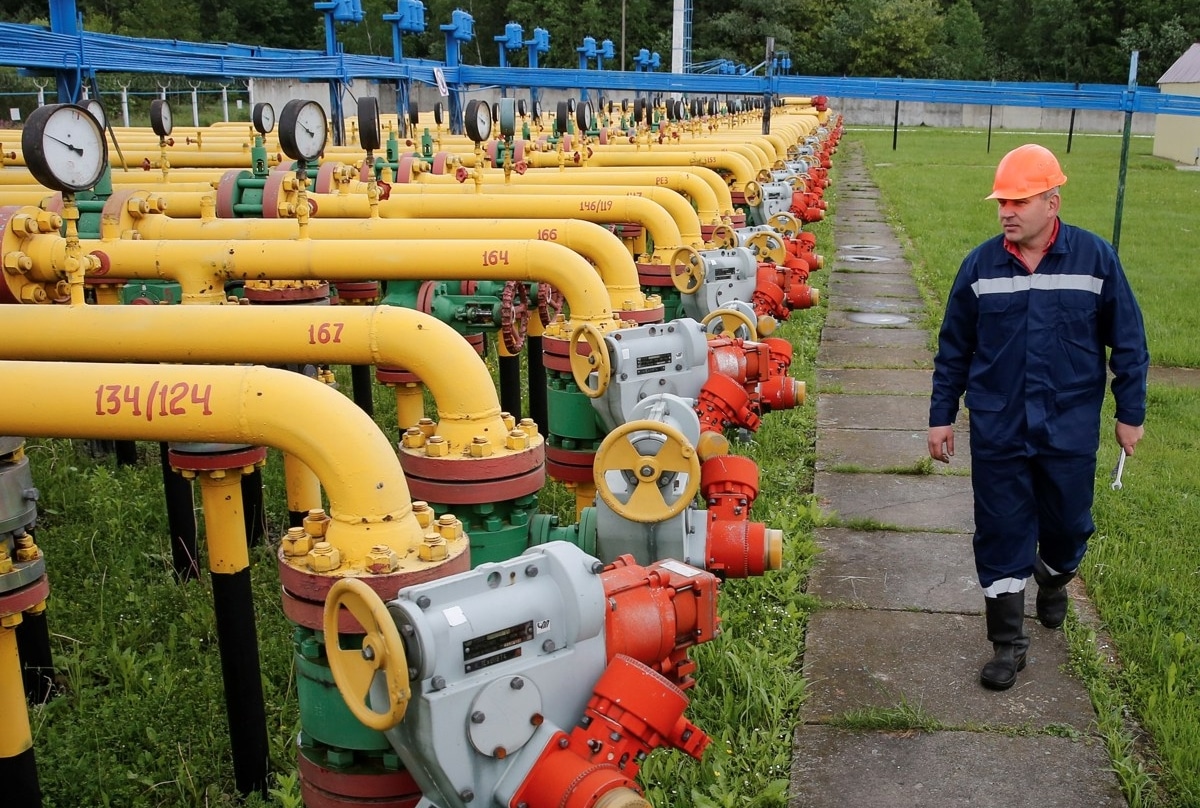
[927, 143, 1149, 691]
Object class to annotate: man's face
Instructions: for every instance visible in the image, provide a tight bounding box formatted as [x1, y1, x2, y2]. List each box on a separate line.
[996, 191, 1059, 248]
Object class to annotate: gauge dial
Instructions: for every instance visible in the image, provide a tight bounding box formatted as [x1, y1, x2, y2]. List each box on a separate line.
[22, 103, 108, 192]
[150, 99, 173, 138]
[357, 96, 381, 151]
[278, 99, 328, 162]
[497, 98, 517, 138]
[252, 102, 275, 135]
[464, 99, 492, 143]
[85, 100, 106, 129]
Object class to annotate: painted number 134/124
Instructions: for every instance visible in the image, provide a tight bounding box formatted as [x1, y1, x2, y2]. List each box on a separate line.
[94, 382, 214, 421]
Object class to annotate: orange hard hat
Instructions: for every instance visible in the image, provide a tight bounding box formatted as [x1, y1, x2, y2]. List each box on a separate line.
[986, 144, 1068, 200]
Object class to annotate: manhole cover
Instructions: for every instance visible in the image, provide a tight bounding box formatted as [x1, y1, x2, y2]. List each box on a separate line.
[840, 254, 892, 263]
[840, 244, 884, 251]
[847, 313, 911, 325]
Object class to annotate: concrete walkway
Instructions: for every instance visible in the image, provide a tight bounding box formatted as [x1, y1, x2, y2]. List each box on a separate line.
[788, 143, 1125, 807]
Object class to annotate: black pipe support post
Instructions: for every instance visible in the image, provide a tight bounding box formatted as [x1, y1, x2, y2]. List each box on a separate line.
[499, 354, 523, 420]
[211, 567, 270, 797]
[527, 336, 548, 432]
[1, 624, 42, 808]
[199, 472, 270, 798]
[159, 442, 199, 582]
[240, 467, 267, 547]
[15, 608, 55, 705]
[350, 364, 375, 417]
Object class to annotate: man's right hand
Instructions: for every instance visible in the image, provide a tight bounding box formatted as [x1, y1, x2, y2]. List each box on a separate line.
[928, 425, 955, 463]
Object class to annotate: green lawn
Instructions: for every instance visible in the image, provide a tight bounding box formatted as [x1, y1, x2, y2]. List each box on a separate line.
[849, 126, 1200, 807]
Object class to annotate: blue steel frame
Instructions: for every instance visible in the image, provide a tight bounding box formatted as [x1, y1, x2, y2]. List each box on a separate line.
[5, 20, 1200, 119]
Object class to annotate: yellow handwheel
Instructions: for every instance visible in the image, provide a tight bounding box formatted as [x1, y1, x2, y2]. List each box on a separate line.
[569, 321, 612, 399]
[707, 224, 736, 249]
[701, 307, 758, 341]
[744, 231, 786, 264]
[324, 578, 411, 731]
[743, 181, 763, 206]
[756, 168, 774, 184]
[767, 211, 801, 238]
[594, 419, 701, 523]
[669, 246, 704, 294]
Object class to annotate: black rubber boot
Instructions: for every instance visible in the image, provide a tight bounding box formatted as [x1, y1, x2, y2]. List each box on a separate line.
[980, 590, 1029, 691]
[1033, 557, 1076, 629]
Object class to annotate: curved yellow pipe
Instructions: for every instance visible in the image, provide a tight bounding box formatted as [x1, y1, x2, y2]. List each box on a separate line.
[308, 190, 686, 262]
[0, 360, 425, 566]
[120, 209, 649, 315]
[593, 141, 771, 175]
[16, 228, 616, 325]
[438, 163, 727, 224]
[384, 183, 706, 249]
[524, 148, 757, 193]
[0, 305, 509, 451]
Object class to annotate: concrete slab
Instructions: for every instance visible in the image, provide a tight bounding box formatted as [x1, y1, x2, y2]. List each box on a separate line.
[830, 256, 913, 274]
[818, 325, 929, 349]
[814, 471, 974, 532]
[817, 427, 972, 472]
[824, 310, 923, 329]
[817, 368, 933, 396]
[817, 394, 929, 431]
[826, 294, 925, 315]
[825, 275, 922, 299]
[801, 610, 1098, 729]
[817, 343, 934, 370]
[790, 728, 1124, 808]
[809, 527, 978, 611]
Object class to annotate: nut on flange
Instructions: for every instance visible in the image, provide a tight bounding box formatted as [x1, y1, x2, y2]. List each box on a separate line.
[282, 526, 314, 557]
[307, 541, 342, 572]
[418, 532, 448, 562]
[365, 544, 400, 574]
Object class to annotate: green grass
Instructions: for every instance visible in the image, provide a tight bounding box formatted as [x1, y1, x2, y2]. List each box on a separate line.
[850, 126, 1200, 807]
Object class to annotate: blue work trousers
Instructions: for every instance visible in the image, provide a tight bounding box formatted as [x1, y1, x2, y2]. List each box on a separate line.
[970, 453, 1097, 588]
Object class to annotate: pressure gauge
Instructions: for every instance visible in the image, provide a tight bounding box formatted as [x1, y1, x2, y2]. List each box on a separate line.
[357, 96, 381, 151]
[149, 99, 173, 138]
[498, 98, 517, 139]
[22, 103, 109, 193]
[85, 99, 106, 129]
[252, 102, 275, 135]
[464, 99, 492, 143]
[278, 99, 328, 162]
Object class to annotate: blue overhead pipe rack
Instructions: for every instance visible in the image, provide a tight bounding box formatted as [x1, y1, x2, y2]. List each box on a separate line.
[6, 16, 1200, 120]
[383, 0, 427, 136]
[495, 22, 524, 98]
[314, 0, 364, 146]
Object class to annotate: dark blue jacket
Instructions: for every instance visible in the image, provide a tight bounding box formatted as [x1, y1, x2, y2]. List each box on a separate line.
[930, 221, 1149, 458]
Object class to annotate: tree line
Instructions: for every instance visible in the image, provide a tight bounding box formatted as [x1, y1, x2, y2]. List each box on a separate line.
[7, 0, 1199, 86]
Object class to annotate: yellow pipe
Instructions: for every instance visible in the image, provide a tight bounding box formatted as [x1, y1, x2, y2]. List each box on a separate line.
[305, 191, 685, 263]
[0, 360, 430, 567]
[10, 223, 616, 324]
[111, 203, 651, 315]
[284, 453, 323, 516]
[0, 623, 32, 759]
[325, 181, 706, 250]
[524, 148, 757, 193]
[436, 164, 728, 224]
[592, 141, 771, 176]
[196, 472, 251, 575]
[0, 305, 511, 451]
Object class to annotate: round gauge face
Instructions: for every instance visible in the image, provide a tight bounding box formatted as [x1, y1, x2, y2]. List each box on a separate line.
[252, 102, 275, 135]
[357, 96, 381, 151]
[85, 100, 106, 129]
[21, 103, 108, 192]
[150, 99, 173, 137]
[464, 99, 492, 143]
[278, 99, 328, 162]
